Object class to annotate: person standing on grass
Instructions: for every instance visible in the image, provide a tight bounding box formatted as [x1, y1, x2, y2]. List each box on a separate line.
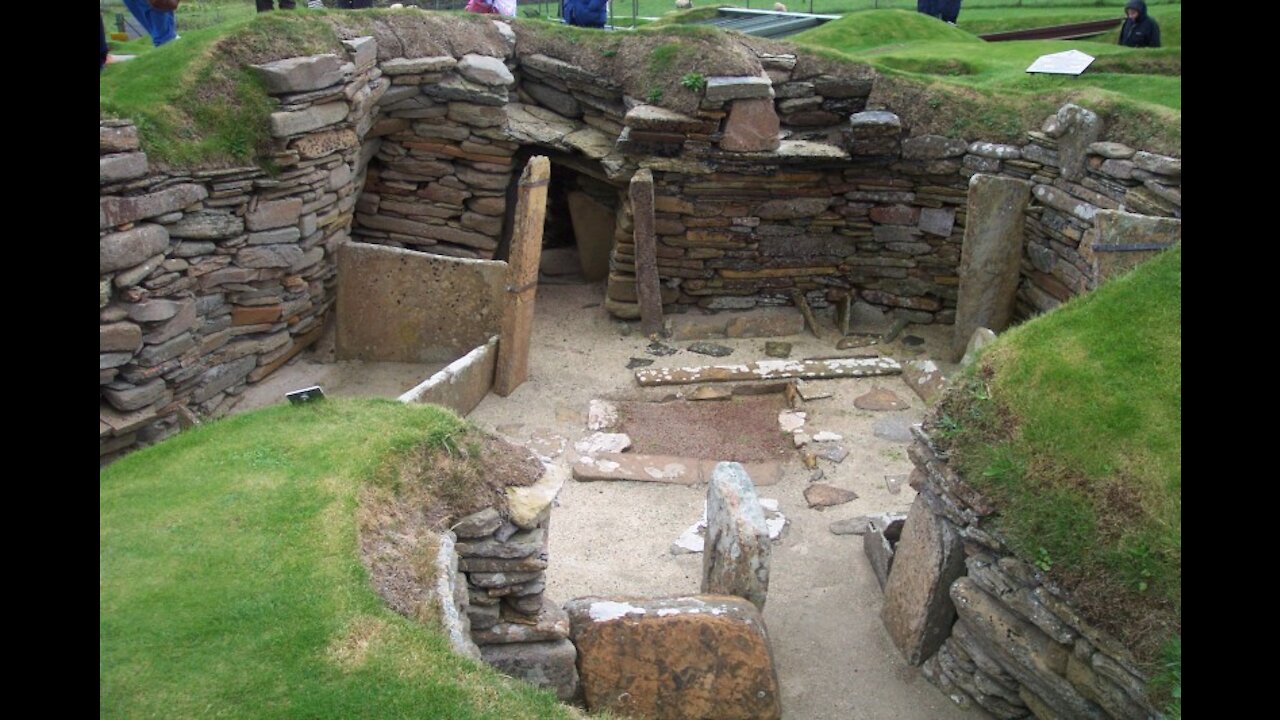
[1119, 0, 1161, 48]
[122, 0, 178, 47]
[563, 0, 608, 28]
[916, 0, 937, 19]
[336, 0, 374, 8]
[937, 0, 962, 24]
[100, 13, 110, 72]
[256, 1, 297, 11]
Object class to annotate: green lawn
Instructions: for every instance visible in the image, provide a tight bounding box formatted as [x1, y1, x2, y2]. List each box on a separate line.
[101, 398, 578, 720]
[933, 245, 1181, 706]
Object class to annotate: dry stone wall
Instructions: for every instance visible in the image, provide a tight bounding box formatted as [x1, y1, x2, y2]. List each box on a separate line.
[101, 17, 1182, 462]
[879, 426, 1162, 720]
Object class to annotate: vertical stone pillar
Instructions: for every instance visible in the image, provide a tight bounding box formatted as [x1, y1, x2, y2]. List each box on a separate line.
[495, 156, 550, 396]
[952, 174, 1032, 362]
[629, 169, 664, 337]
[702, 462, 771, 611]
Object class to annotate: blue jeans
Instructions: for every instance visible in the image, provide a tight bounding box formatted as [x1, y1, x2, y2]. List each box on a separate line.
[122, 0, 177, 47]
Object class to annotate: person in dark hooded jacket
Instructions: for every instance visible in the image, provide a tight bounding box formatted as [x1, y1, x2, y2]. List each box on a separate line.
[1119, 0, 1161, 48]
[563, 0, 608, 28]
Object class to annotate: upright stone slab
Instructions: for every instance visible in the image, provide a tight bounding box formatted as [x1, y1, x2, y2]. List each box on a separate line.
[952, 174, 1031, 361]
[1083, 210, 1182, 286]
[565, 595, 781, 720]
[721, 98, 781, 152]
[565, 191, 613, 282]
[702, 462, 771, 611]
[630, 169, 664, 336]
[880, 493, 967, 666]
[1053, 103, 1103, 182]
[495, 156, 550, 396]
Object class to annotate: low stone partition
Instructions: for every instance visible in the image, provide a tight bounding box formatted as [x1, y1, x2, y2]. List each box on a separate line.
[441, 466, 579, 701]
[877, 427, 1160, 719]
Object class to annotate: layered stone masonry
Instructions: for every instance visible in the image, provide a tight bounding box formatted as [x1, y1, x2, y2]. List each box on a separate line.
[448, 467, 580, 702]
[101, 20, 1183, 461]
[888, 426, 1161, 720]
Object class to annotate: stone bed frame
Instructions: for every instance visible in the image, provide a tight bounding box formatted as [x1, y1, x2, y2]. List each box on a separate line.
[100, 18, 1179, 715]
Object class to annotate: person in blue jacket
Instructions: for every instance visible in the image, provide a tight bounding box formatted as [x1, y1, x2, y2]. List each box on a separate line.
[122, 0, 178, 47]
[916, 1, 937, 18]
[937, 0, 962, 24]
[563, 0, 608, 28]
[1118, 0, 1161, 48]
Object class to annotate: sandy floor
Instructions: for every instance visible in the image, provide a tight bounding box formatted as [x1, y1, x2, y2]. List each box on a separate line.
[468, 282, 976, 720]
[236, 278, 975, 719]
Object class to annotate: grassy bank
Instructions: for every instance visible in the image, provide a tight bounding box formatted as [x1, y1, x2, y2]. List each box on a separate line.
[100, 398, 577, 719]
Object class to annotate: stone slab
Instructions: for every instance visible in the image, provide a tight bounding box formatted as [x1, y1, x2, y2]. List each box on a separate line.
[573, 455, 782, 487]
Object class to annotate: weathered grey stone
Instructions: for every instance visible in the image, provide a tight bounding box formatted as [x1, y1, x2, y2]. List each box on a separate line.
[864, 517, 904, 590]
[382, 56, 457, 75]
[902, 135, 968, 160]
[881, 493, 967, 665]
[113, 252, 164, 288]
[101, 352, 132, 369]
[522, 82, 582, 118]
[101, 184, 208, 230]
[1033, 184, 1096, 222]
[251, 54, 344, 94]
[754, 197, 832, 219]
[423, 75, 509, 106]
[100, 152, 149, 184]
[447, 101, 506, 128]
[457, 53, 515, 87]
[269, 101, 349, 138]
[103, 378, 170, 412]
[245, 198, 304, 231]
[702, 462, 771, 611]
[127, 298, 182, 323]
[565, 594, 781, 720]
[968, 142, 1021, 160]
[192, 356, 257, 403]
[1131, 151, 1180, 177]
[705, 75, 775, 103]
[1053, 104, 1102, 181]
[804, 483, 858, 509]
[248, 227, 303, 245]
[854, 387, 909, 411]
[918, 207, 956, 237]
[101, 124, 140, 153]
[506, 465, 565, 530]
[165, 211, 243, 240]
[721, 98, 781, 152]
[144, 299, 198, 344]
[457, 528, 546, 559]
[813, 75, 873, 98]
[480, 640, 580, 702]
[342, 36, 376, 72]
[237, 245, 305, 268]
[453, 508, 503, 538]
[960, 327, 997, 367]
[136, 332, 196, 366]
[952, 175, 1031, 361]
[100, 322, 143, 353]
[951, 578, 1106, 718]
[101, 224, 169, 273]
[470, 601, 570, 645]
[1082, 210, 1181, 285]
[966, 554, 1076, 644]
[1088, 141, 1134, 160]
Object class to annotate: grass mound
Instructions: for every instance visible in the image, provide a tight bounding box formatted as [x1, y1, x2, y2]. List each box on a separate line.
[792, 8, 981, 52]
[929, 245, 1180, 706]
[100, 398, 575, 719]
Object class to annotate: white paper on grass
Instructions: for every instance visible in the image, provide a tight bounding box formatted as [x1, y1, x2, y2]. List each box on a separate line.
[1026, 49, 1096, 76]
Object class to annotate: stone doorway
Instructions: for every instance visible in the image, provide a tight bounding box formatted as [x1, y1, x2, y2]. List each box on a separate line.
[496, 150, 621, 288]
